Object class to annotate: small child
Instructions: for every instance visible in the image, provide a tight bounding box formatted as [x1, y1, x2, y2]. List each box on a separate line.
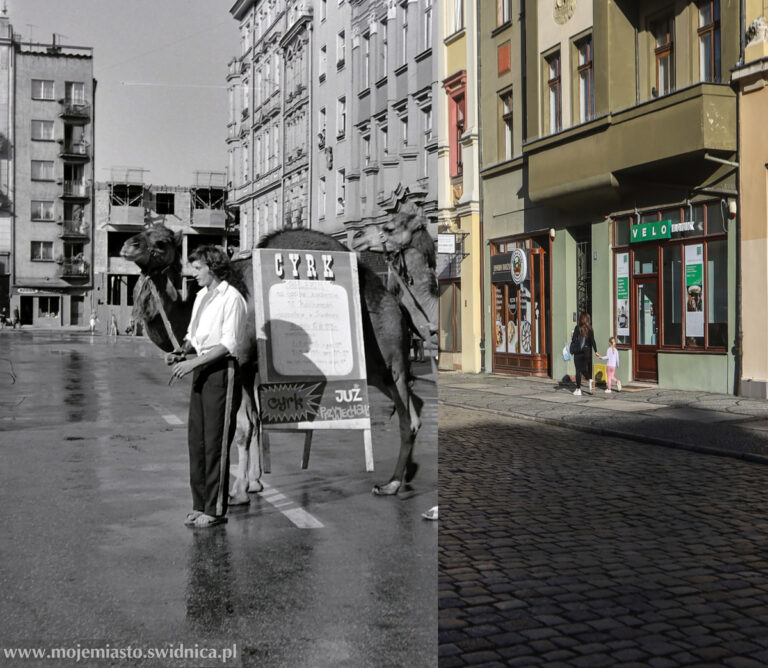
[600, 337, 622, 393]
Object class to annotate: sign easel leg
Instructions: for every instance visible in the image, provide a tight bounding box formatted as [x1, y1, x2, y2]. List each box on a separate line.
[301, 431, 313, 469]
[363, 429, 374, 472]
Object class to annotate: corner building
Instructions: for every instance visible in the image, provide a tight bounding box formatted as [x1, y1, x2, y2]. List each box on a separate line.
[478, 0, 738, 393]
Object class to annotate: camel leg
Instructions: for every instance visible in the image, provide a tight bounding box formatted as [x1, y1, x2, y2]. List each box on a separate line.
[229, 399, 252, 506]
[372, 367, 420, 496]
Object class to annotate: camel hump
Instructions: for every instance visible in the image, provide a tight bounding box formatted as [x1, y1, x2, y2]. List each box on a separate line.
[257, 229, 349, 252]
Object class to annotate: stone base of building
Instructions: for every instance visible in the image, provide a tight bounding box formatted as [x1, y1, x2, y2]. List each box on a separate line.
[740, 378, 768, 399]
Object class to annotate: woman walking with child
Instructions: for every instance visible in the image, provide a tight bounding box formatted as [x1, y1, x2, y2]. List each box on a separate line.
[571, 312, 601, 396]
[600, 336, 622, 393]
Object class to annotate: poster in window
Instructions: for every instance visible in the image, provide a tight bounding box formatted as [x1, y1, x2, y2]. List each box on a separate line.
[616, 252, 630, 337]
[495, 319, 506, 352]
[685, 244, 704, 338]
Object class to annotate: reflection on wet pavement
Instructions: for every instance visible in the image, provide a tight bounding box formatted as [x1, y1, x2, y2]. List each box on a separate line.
[0, 331, 437, 667]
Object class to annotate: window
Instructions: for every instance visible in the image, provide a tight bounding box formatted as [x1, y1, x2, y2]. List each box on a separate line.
[321, 0, 327, 20]
[501, 92, 513, 160]
[31, 160, 54, 181]
[243, 143, 249, 181]
[422, 106, 432, 172]
[424, 0, 433, 50]
[614, 202, 728, 350]
[336, 169, 345, 214]
[497, 0, 511, 26]
[65, 82, 85, 104]
[698, 0, 721, 82]
[379, 122, 389, 157]
[452, 0, 464, 33]
[320, 45, 327, 79]
[362, 33, 370, 89]
[380, 20, 388, 79]
[400, 114, 409, 146]
[155, 193, 175, 215]
[337, 97, 346, 138]
[319, 177, 326, 217]
[337, 31, 345, 67]
[107, 275, 123, 306]
[652, 17, 674, 96]
[31, 241, 54, 261]
[319, 107, 327, 146]
[31, 200, 55, 221]
[31, 79, 54, 100]
[362, 133, 371, 166]
[577, 37, 594, 121]
[31, 120, 55, 141]
[439, 282, 462, 352]
[546, 51, 562, 134]
[38, 297, 60, 318]
[400, 2, 408, 65]
[449, 93, 465, 177]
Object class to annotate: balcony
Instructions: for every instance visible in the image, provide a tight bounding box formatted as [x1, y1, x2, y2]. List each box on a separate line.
[109, 205, 145, 227]
[59, 100, 91, 123]
[57, 258, 90, 278]
[59, 141, 90, 161]
[58, 219, 90, 240]
[191, 209, 226, 229]
[525, 83, 737, 211]
[60, 180, 90, 200]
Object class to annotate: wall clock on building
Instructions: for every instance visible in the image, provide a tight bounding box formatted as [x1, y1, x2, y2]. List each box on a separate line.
[554, 0, 575, 24]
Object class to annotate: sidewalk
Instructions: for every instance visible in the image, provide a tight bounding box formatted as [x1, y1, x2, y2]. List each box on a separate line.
[439, 372, 768, 465]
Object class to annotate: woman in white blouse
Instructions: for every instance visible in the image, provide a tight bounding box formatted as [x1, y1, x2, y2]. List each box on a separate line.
[166, 246, 247, 528]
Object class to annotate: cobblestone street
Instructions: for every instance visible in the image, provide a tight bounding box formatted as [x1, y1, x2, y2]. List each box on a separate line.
[439, 404, 768, 667]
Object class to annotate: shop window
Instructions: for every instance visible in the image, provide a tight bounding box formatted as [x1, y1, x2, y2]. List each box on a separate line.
[633, 246, 658, 274]
[705, 202, 726, 235]
[439, 281, 461, 352]
[615, 218, 630, 246]
[707, 239, 727, 347]
[38, 297, 60, 318]
[662, 245, 682, 346]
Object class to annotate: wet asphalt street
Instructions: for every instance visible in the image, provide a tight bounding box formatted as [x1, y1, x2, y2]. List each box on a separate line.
[439, 405, 768, 667]
[0, 330, 436, 668]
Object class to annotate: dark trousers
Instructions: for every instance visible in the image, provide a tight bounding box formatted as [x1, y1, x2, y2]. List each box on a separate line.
[574, 352, 591, 388]
[188, 358, 241, 517]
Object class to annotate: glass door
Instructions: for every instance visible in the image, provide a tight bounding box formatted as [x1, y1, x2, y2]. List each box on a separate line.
[633, 278, 658, 381]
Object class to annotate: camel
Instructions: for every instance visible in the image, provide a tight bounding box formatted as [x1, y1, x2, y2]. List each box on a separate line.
[121, 224, 423, 497]
[350, 203, 438, 351]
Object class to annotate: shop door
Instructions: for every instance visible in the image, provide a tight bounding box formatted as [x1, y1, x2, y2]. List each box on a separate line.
[20, 297, 34, 325]
[633, 279, 658, 381]
[71, 296, 84, 326]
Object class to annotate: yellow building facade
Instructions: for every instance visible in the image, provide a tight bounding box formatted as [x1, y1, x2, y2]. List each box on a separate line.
[437, 1, 483, 372]
[733, 2, 768, 397]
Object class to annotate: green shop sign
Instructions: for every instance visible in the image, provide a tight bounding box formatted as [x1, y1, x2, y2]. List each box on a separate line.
[630, 220, 671, 243]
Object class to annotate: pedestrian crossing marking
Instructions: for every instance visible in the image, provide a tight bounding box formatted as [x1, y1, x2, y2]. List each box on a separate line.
[149, 403, 185, 425]
[261, 482, 324, 529]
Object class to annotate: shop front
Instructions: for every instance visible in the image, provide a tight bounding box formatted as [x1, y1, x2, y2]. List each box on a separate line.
[490, 234, 550, 376]
[13, 288, 89, 328]
[611, 199, 731, 391]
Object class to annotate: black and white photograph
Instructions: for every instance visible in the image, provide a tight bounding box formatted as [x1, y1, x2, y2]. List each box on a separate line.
[0, 1, 437, 666]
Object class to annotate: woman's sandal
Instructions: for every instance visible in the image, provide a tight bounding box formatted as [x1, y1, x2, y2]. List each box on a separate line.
[192, 513, 228, 528]
[184, 511, 203, 526]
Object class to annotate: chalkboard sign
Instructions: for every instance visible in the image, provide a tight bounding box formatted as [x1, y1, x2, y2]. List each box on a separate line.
[252, 249, 372, 467]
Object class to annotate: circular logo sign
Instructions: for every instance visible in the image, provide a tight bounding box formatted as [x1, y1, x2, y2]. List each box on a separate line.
[554, 0, 575, 24]
[511, 248, 527, 285]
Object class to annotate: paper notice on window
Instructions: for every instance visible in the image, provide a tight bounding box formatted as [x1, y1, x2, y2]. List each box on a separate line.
[685, 244, 704, 338]
[616, 252, 630, 337]
[268, 281, 354, 377]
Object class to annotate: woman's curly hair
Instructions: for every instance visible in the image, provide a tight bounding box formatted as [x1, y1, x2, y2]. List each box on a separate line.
[188, 245, 247, 295]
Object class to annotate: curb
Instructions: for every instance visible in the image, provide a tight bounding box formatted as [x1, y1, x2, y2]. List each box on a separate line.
[439, 399, 768, 467]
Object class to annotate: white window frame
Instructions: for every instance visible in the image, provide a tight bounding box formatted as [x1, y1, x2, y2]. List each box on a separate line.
[337, 97, 346, 138]
[336, 169, 346, 214]
[31, 120, 55, 141]
[31, 79, 54, 100]
[31, 200, 55, 221]
[31, 241, 54, 261]
[31, 160, 55, 181]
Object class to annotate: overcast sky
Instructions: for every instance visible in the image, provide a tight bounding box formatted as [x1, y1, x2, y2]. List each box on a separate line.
[8, 0, 239, 186]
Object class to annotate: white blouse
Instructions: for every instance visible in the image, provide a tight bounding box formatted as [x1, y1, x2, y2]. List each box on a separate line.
[185, 280, 247, 359]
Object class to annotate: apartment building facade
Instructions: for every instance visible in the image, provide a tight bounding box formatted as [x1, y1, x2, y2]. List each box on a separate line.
[227, 0, 437, 251]
[93, 170, 235, 333]
[436, 0, 482, 372]
[478, 0, 739, 393]
[3, 16, 95, 328]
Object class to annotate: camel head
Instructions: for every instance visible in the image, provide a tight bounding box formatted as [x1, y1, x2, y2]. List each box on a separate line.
[351, 201, 426, 253]
[121, 224, 182, 274]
